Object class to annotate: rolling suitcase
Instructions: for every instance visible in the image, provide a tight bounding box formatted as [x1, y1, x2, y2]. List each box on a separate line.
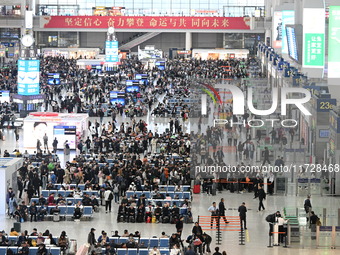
[211, 188, 217, 196]
[193, 184, 200, 194]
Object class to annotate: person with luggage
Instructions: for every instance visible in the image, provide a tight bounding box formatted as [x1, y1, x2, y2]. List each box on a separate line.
[176, 217, 184, 237]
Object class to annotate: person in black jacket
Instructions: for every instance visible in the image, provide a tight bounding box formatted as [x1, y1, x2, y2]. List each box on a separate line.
[262, 147, 271, 165]
[117, 203, 127, 222]
[304, 195, 312, 222]
[238, 202, 247, 230]
[218, 198, 229, 224]
[202, 233, 212, 253]
[192, 222, 203, 236]
[88, 228, 96, 250]
[258, 186, 266, 211]
[176, 217, 184, 237]
[127, 205, 135, 223]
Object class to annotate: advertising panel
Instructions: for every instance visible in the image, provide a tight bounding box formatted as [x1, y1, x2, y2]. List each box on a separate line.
[286, 26, 298, 62]
[105, 41, 119, 62]
[328, 6, 340, 79]
[281, 10, 295, 54]
[272, 11, 282, 48]
[303, 8, 325, 68]
[17, 60, 40, 96]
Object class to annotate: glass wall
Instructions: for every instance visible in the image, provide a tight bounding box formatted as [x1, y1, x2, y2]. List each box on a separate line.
[37, 0, 265, 17]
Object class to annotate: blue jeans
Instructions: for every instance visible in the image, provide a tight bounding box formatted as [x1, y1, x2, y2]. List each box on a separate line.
[114, 193, 119, 203]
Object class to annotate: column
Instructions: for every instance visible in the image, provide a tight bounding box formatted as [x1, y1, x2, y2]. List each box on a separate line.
[185, 32, 192, 51]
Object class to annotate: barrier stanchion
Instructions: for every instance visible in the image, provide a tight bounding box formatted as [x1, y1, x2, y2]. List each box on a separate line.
[239, 229, 245, 245]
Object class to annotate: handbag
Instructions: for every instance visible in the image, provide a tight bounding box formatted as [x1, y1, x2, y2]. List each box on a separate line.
[193, 238, 202, 246]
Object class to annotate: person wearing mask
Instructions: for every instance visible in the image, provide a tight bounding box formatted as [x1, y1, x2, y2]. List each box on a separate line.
[238, 202, 247, 230]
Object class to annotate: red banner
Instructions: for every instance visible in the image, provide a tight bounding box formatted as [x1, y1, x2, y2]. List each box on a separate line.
[41, 16, 251, 30]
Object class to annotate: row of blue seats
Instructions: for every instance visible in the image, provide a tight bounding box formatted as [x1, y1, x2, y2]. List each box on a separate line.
[114, 248, 170, 255]
[26, 205, 93, 218]
[43, 185, 190, 192]
[146, 200, 189, 209]
[109, 238, 169, 248]
[126, 191, 191, 200]
[0, 247, 61, 255]
[31, 197, 85, 206]
[7, 236, 60, 245]
[41, 190, 99, 197]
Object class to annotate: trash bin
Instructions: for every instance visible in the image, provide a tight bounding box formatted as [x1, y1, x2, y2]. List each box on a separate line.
[53, 213, 60, 222]
[13, 222, 21, 232]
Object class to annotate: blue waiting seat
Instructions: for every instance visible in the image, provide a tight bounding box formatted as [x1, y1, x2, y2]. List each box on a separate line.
[139, 248, 148, 255]
[49, 247, 61, 255]
[119, 237, 128, 244]
[66, 206, 75, 217]
[183, 192, 190, 199]
[109, 237, 119, 243]
[126, 191, 134, 198]
[8, 236, 18, 245]
[83, 206, 93, 218]
[0, 247, 6, 255]
[160, 249, 170, 255]
[29, 247, 38, 255]
[66, 198, 75, 205]
[127, 248, 137, 255]
[117, 248, 127, 255]
[8, 247, 18, 254]
[182, 186, 190, 191]
[78, 184, 86, 190]
[167, 186, 175, 192]
[143, 191, 151, 199]
[139, 238, 149, 248]
[135, 191, 142, 198]
[159, 238, 169, 248]
[42, 190, 49, 197]
[149, 238, 159, 248]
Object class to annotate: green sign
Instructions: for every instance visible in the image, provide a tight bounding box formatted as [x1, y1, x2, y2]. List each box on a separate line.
[303, 33, 324, 67]
[328, 6, 340, 79]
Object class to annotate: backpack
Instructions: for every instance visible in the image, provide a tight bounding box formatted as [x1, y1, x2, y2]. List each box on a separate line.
[108, 192, 113, 201]
[266, 213, 276, 223]
[113, 184, 119, 193]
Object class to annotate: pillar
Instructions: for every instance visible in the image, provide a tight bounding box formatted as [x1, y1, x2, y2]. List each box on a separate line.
[185, 32, 192, 51]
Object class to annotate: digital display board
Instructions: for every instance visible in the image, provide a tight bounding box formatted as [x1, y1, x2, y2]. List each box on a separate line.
[105, 41, 119, 62]
[110, 98, 126, 106]
[281, 10, 295, 54]
[286, 27, 299, 62]
[303, 8, 325, 68]
[0, 91, 10, 103]
[328, 6, 340, 80]
[17, 59, 40, 95]
[272, 11, 282, 48]
[126, 80, 144, 86]
[126, 85, 140, 93]
[53, 125, 76, 149]
[110, 91, 125, 98]
[47, 73, 60, 85]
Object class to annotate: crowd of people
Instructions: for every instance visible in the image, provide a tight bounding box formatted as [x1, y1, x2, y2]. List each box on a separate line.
[0, 53, 304, 255]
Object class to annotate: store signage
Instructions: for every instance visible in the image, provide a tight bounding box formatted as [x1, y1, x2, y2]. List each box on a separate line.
[303, 8, 325, 68]
[105, 41, 119, 62]
[281, 10, 295, 54]
[17, 59, 40, 96]
[317, 98, 336, 112]
[40, 16, 251, 30]
[328, 6, 340, 79]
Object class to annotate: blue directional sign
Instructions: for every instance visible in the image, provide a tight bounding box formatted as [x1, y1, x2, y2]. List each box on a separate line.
[105, 41, 119, 62]
[17, 59, 40, 95]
